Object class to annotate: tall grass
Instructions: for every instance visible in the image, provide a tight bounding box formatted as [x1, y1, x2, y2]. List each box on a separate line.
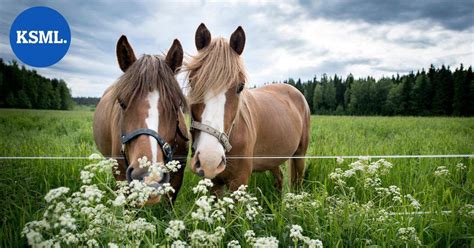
[0, 109, 472, 247]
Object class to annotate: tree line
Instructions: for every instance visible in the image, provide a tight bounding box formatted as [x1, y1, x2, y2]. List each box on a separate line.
[0, 59, 73, 110]
[72, 97, 100, 106]
[280, 64, 473, 116]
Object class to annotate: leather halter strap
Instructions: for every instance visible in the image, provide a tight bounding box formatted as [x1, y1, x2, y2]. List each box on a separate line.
[121, 128, 173, 163]
[190, 120, 233, 152]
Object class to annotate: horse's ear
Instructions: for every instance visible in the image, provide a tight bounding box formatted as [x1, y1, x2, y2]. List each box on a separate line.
[230, 26, 245, 55]
[195, 23, 211, 51]
[116, 35, 137, 72]
[166, 39, 183, 73]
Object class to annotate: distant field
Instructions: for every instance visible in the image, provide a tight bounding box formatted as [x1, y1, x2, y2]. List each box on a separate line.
[0, 109, 472, 247]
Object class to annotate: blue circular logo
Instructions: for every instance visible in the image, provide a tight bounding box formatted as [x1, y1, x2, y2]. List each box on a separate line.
[9, 6, 71, 67]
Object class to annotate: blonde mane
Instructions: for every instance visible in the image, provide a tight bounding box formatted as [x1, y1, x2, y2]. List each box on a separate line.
[185, 38, 247, 104]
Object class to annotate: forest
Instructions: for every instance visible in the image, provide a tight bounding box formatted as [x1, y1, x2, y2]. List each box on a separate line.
[1, 59, 472, 116]
[282, 64, 473, 116]
[0, 59, 73, 110]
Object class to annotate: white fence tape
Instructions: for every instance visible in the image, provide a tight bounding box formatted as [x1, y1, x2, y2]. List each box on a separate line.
[0, 154, 472, 160]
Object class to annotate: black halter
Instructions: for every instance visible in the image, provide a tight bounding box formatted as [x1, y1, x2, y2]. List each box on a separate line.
[120, 111, 189, 182]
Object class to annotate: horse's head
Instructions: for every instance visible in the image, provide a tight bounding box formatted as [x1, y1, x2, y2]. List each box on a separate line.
[113, 35, 186, 196]
[186, 23, 247, 179]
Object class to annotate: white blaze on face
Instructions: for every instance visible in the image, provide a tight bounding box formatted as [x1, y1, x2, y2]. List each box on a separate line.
[195, 92, 226, 157]
[145, 90, 160, 163]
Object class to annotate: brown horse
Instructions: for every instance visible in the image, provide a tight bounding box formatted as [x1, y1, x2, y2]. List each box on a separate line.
[93, 35, 189, 204]
[186, 24, 310, 195]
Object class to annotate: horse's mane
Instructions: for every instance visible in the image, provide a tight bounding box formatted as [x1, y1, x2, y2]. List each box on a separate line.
[185, 38, 247, 104]
[110, 54, 187, 115]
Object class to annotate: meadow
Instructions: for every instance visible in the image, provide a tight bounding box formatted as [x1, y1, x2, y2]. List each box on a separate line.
[0, 108, 472, 247]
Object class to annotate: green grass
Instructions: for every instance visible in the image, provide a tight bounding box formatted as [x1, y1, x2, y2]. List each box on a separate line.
[0, 109, 472, 247]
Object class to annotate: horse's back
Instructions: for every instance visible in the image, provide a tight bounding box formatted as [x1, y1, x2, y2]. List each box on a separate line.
[245, 83, 310, 170]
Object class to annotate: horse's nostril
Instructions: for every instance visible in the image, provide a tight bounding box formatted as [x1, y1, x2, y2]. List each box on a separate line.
[126, 166, 134, 183]
[195, 159, 201, 169]
[197, 169, 205, 177]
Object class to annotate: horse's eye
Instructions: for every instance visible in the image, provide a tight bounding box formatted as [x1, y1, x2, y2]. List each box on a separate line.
[236, 83, 245, 94]
[118, 99, 127, 109]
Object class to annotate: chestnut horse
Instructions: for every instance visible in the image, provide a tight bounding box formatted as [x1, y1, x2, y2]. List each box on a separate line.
[186, 24, 310, 195]
[93, 35, 189, 204]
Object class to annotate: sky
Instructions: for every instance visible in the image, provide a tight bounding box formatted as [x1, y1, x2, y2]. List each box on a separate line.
[1, 0, 473, 97]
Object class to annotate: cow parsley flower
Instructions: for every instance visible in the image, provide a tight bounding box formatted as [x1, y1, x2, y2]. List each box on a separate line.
[227, 240, 241, 248]
[156, 183, 175, 195]
[165, 220, 185, 240]
[171, 240, 187, 248]
[254, 236, 278, 248]
[397, 227, 421, 246]
[192, 179, 214, 194]
[405, 194, 421, 209]
[88, 153, 103, 160]
[163, 160, 182, 173]
[434, 166, 450, 177]
[336, 156, 344, 164]
[138, 156, 152, 168]
[305, 238, 323, 248]
[44, 187, 70, 203]
[289, 224, 304, 242]
[108, 243, 119, 248]
[455, 163, 466, 170]
[244, 230, 256, 245]
[112, 194, 126, 207]
[80, 170, 94, 184]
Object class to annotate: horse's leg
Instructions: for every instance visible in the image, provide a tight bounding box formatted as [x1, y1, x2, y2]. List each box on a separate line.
[270, 166, 283, 192]
[211, 182, 226, 197]
[289, 157, 305, 188]
[227, 160, 252, 191]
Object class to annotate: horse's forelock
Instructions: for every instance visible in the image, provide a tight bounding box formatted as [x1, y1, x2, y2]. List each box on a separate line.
[185, 38, 247, 104]
[109, 54, 188, 116]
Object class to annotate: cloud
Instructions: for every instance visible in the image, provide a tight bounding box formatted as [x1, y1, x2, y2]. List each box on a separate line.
[0, 0, 472, 96]
[298, 0, 474, 31]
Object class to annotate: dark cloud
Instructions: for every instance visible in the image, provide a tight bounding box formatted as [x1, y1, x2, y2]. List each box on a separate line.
[299, 0, 474, 31]
[0, 0, 471, 96]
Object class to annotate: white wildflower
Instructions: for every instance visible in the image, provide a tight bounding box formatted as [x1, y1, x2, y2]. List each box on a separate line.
[112, 193, 126, 207]
[138, 156, 152, 168]
[192, 179, 214, 194]
[456, 163, 466, 170]
[289, 224, 304, 242]
[88, 153, 102, 160]
[244, 230, 256, 245]
[171, 240, 187, 248]
[227, 240, 241, 248]
[434, 166, 450, 177]
[397, 227, 422, 246]
[343, 169, 356, 178]
[358, 156, 370, 162]
[163, 160, 182, 173]
[306, 238, 323, 248]
[80, 170, 94, 184]
[44, 187, 70, 203]
[165, 220, 185, 240]
[405, 194, 421, 209]
[459, 204, 474, 218]
[336, 156, 344, 164]
[108, 243, 118, 248]
[156, 183, 176, 195]
[254, 236, 278, 248]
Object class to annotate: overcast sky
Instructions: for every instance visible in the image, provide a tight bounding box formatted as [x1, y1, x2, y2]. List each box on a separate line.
[1, 0, 473, 97]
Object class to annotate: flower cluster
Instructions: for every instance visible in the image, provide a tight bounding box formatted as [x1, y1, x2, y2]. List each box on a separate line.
[397, 227, 422, 246]
[434, 166, 450, 177]
[289, 225, 323, 248]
